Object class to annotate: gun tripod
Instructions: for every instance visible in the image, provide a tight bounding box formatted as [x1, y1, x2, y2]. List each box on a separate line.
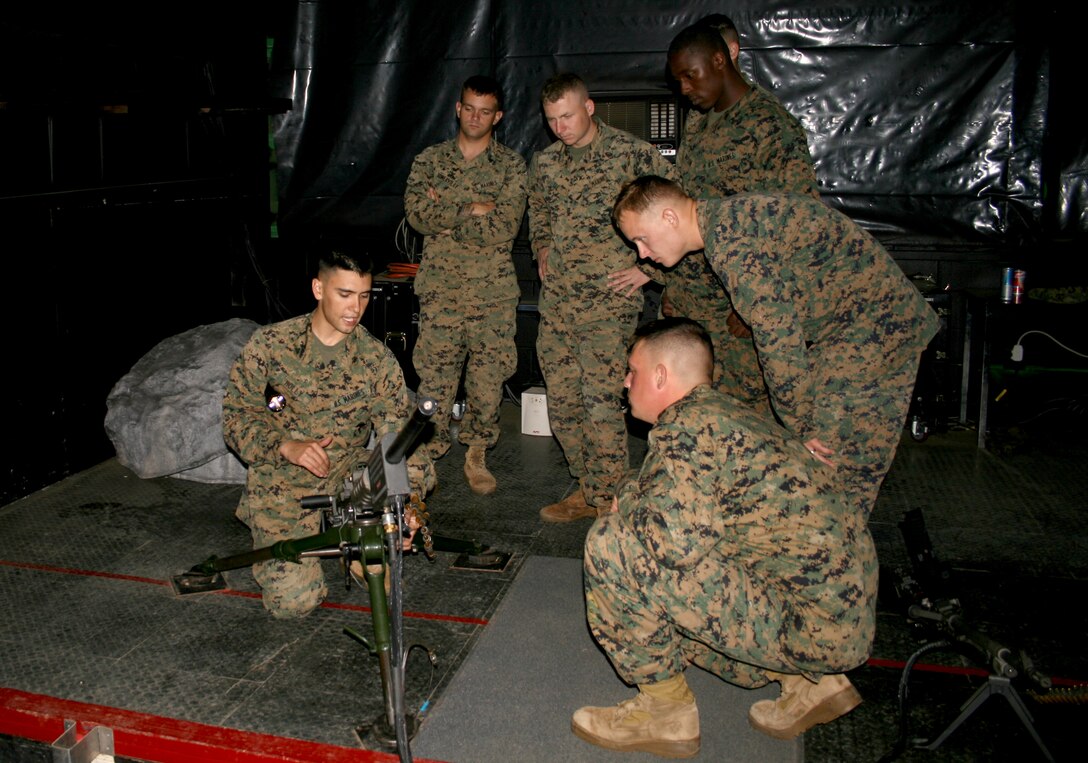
[881, 509, 1056, 762]
[880, 612, 1056, 763]
[170, 398, 509, 763]
[917, 672, 1050, 757]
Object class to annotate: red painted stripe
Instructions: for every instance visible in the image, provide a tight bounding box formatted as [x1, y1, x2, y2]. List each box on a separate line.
[866, 657, 1085, 687]
[0, 559, 488, 626]
[0, 559, 171, 587]
[0, 687, 450, 763]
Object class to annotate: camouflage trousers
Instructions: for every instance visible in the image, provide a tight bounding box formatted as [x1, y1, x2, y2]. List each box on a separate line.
[803, 349, 924, 520]
[583, 513, 876, 688]
[414, 296, 517, 454]
[537, 310, 634, 508]
[709, 323, 771, 415]
[242, 501, 327, 619]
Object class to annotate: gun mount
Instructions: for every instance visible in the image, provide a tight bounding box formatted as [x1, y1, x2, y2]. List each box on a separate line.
[170, 397, 509, 762]
[879, 508, 1055, 762]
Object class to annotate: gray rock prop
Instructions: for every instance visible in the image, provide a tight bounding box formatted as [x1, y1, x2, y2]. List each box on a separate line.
[105, 318, 260, 483]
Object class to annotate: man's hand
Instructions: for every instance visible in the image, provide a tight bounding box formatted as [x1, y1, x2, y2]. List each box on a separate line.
[661, 290, 675, 317]
[426, 186, 440, 202]
[466, 201, 496, 216]
[804, 437, 836, 467]
[280, 435, 334, 478]
[726, 310, 753, 339]
[537, 247, 550, 281]
[608, 267, 651, 296]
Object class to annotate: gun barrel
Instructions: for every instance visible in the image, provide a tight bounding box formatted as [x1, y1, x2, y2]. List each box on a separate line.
[386, 397, 437, 464]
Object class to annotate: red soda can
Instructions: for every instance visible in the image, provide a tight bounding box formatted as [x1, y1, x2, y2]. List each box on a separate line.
[1012, 269, 1026, 304]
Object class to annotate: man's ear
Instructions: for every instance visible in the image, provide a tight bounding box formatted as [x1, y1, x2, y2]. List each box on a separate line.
[312, 277, 323, 301]
[493, 109, 504, 126]
[726, 39, 741, 65]
[662, 207, 680, 228]
[655, 363, 667, 389]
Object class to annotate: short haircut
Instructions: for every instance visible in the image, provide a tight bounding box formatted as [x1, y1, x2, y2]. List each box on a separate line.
[541, 72, 588, 104]
[696, 13, 740, 46]
[612, 175, 691, 224]
[317, 248, 374, 278]
[668, 23, 729, 59]
[462, 74, 504, 111]
[631, 317, 714, 378]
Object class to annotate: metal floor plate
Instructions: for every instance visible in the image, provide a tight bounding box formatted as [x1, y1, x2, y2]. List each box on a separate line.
[1, 404, 1086, 762]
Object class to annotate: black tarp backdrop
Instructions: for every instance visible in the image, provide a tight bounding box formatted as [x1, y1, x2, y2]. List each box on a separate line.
[268, 0, 1086, 252]
[0, 4, 275, 503]
[0, 1, 1084, 505]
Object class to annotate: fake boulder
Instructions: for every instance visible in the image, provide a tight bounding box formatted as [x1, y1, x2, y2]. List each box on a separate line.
[105, 318, 260, 483]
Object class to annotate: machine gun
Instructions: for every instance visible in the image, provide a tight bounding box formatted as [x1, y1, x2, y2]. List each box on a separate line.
[170, 397, 504, 762]
[879, 508, 1055, 762]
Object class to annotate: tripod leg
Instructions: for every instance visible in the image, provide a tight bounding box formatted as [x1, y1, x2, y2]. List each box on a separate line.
[917, 676, 1056, 762]
[916, 677, 998, 751]
[993, 682, 1056, 762]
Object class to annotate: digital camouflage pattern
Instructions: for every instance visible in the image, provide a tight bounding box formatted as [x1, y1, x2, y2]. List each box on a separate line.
[536, 312, 641, 507]
[666, 85, 820, 407]
[677, 86, 818, 200]
[698, 194, 940, 518]
[223, 314, 435, 618]
[529, 119, 679, 318]
[404, 138, 527, 453]
[529, 120, 678, 507]
[404, 138, 527, 304]
[413, 296, 517, 453]
[584, 384, 877, 687]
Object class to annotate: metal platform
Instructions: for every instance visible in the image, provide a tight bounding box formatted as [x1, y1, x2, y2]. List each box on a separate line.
[2, 403, 1086, 762]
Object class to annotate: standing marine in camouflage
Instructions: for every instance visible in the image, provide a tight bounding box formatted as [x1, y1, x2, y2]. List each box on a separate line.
[573, 319, 876, 758]
[613, 176, 939, 522]
[404, 75, 527, 495]
[223, 251, 435, 619]
[663, 21, 820, 408]
[528, 72, 678, 522]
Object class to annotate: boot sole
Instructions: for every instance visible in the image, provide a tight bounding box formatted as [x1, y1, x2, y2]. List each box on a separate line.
[539, 511, 597, 522]
[749, 685, 863, 740]
[571, 721, 700, 759]
[465, 472, 498, 494]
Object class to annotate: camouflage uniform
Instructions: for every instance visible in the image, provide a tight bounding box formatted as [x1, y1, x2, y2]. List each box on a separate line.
[698, 194, 940, 518]
[528, 119, 678, 507]
[669, 85, 819, 407]
[223, 314, 435, 619]
[404, 138, 528, 454]
[585, 384, 877, 687]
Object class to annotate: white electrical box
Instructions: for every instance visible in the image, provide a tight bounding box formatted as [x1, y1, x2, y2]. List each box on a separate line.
[520, 387, 552, 436]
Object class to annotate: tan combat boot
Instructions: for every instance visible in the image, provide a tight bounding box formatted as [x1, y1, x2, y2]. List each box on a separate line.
[464, 445, 497, 495]
[748, 672, 862, 739]
[571, 685, 700, 758]
[539, 489, 596, 522]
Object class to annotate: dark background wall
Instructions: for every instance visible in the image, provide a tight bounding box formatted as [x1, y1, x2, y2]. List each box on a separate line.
[1, 1, 1085, 504]
[271, 1, 1084, 246]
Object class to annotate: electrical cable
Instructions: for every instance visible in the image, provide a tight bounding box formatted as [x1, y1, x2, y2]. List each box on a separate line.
[504, 383, 523, 406]
[877, 639, 955, 763]
[395, 217, 418, 263]
[241, 221, 293, 321]
[1012, 330, 1088, 361]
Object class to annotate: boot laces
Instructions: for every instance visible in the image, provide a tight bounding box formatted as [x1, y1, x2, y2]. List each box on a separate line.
[611, 693, 659, 725]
